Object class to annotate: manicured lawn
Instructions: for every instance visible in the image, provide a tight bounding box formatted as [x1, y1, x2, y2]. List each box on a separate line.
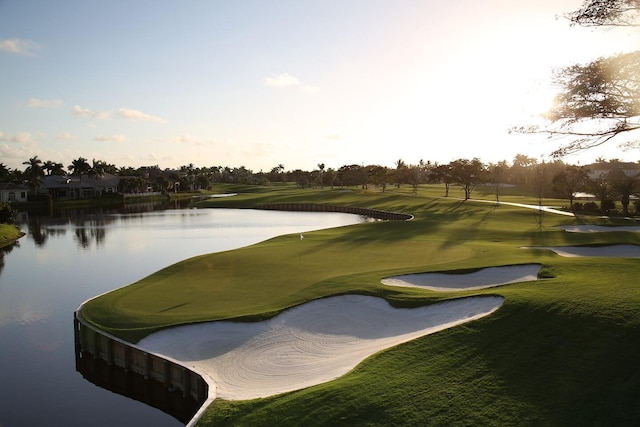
[81, 184, 640, 426]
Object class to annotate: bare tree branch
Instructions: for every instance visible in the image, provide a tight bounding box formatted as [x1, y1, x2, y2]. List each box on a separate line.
[566, 0, 640, 27]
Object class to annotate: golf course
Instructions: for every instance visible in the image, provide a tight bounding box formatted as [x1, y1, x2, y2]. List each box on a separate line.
[80, 183, 640, 426]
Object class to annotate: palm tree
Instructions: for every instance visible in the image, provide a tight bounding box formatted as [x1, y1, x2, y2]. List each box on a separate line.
[0, 163, 10, 181]
[68, 157, 90, 198]
[43, 160, 66, 176]
[88, 159, 106, 196]
[22, 156, 45, 195]
[317, 163, 325, 189]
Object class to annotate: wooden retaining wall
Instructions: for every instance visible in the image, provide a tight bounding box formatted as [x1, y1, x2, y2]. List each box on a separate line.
[258, 203, 413, 221]
[73, 311, 208, 407]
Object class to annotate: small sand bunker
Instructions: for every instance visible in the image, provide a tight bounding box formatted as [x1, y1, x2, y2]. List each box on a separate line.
[559, 225, 640, 233]
[139, 294, 503, 400]
[381, 264, 540, 291]
[528, 245, 640, 258]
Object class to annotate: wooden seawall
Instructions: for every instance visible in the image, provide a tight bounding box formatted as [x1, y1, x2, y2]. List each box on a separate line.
[74, 309, 212, 426]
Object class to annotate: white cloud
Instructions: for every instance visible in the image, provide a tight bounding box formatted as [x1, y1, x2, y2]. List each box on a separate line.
[56, 131, 75, 140]
[94, 134, 128, 142]
[0, 142, 32, 164]
[264, 73, 302, 87]
[0, 38, 40, 56]
[72, 105, 165, 122]
[263, 73, 320, 94]
[117, 107, 166, 123]
[170, 133, 203, 144]
[26, 98, 63, 108]
[72, 105, 112, 120]
[72, 105, 92, 117]
[6, 132, 37, 145]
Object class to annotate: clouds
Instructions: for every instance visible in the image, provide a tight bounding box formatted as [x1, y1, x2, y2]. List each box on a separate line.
[72, 105, 112, 120]
[117, 108, 166, 123]
[26, 98, 63, 108]
[56, 132, 75, 141]
[263, 73, 320, 94]
[94, 134, 128, 143]
[0, 131, 37, 145]
[0, 38, 40, 56]
[72, 105, 166, 122]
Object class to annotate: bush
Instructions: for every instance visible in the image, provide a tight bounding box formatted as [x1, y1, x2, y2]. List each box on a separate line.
[601, 199, 615, 215]
[0, 203, 16, 224]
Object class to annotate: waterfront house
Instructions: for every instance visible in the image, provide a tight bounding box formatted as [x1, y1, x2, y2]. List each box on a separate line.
[44, 173, 121, 200]
[0, 182, 29, 203]
[586, 162, 640, 180]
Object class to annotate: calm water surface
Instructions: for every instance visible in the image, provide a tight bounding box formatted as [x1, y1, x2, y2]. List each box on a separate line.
[0, 205, 367, 426]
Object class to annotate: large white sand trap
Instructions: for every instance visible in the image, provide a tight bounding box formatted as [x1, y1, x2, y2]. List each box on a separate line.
[559, 225, 640, 233]
[139, 294, 503, 400]
[381, 264, 540, 291]
[527, 245, 640, 258]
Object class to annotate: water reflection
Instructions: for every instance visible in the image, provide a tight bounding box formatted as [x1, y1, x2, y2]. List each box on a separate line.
[75, 351, 202, 424]
[19, 198, 197, 250]
[1, 203, 368, 426]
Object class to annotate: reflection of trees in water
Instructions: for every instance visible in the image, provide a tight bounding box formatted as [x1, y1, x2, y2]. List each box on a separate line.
[73, 219, 107, 249]
[16, 199, 194, 250]
[27, 216, 48, 247]
[0, 241, 19, 279]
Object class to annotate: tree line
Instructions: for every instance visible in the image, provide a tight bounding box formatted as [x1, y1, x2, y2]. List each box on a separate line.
[3, 154, 640, 215]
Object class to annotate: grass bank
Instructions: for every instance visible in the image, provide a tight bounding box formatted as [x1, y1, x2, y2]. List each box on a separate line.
[81, 184, 640, 426]
[0, 223, 24, 249]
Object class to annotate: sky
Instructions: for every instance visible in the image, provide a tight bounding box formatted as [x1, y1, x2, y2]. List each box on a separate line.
[1, 0, 638, 172]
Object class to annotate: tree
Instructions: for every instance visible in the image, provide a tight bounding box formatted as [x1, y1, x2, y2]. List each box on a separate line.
[489, 161, 507, 203]
[317, 163, 325, 189]
[367, 165, 389, 192]
[510, 154, 538, 184]
[393, 159, 408, 188]
[431, 164, 453, 197]
[551, 165, 589, 210]
[543, 51, 640, 156]
[607, 168, 640, 215]
[68, 157, 91, 198]
[587, 176, 614, 213]
[88, 159, 106, 194]
[449, 158, 486, 200]
[337, 164, 364, 188]
[0, 163, 11, 181]
[514, 1, 640, 157]
[22, 156, 45, 195]
[43, 160, 66, 176]
[566, 0, 640, 27]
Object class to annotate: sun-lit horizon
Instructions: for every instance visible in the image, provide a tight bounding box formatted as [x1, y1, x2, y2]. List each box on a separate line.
[1, 0, 638, 172]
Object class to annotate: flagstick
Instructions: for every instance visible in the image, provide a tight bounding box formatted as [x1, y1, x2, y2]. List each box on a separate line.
[299, 233, 304, 259]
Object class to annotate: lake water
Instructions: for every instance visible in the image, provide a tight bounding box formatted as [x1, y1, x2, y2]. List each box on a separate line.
[0, 204, 368, 426]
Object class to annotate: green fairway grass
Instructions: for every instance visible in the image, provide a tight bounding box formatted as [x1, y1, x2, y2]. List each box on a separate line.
[0, 223, 24, 248]
[81, 184, 640, 426]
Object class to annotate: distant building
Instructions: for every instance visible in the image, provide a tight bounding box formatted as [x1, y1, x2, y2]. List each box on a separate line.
[0, 182, 29, 203]
[43, 173, 121, 200]
[586, 162, 640, 180]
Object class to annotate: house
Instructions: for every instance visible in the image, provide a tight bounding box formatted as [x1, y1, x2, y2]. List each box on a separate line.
[43, 173, 121, 200]
[586, 162, 640, 180]
[0, 182, 29, 203]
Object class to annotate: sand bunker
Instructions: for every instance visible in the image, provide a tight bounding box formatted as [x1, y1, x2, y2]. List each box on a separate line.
[527, 245, 640, 258]
[559, 225, 640, 233]
[381, 264, 540, 291]
[139, 294, 503, 400]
